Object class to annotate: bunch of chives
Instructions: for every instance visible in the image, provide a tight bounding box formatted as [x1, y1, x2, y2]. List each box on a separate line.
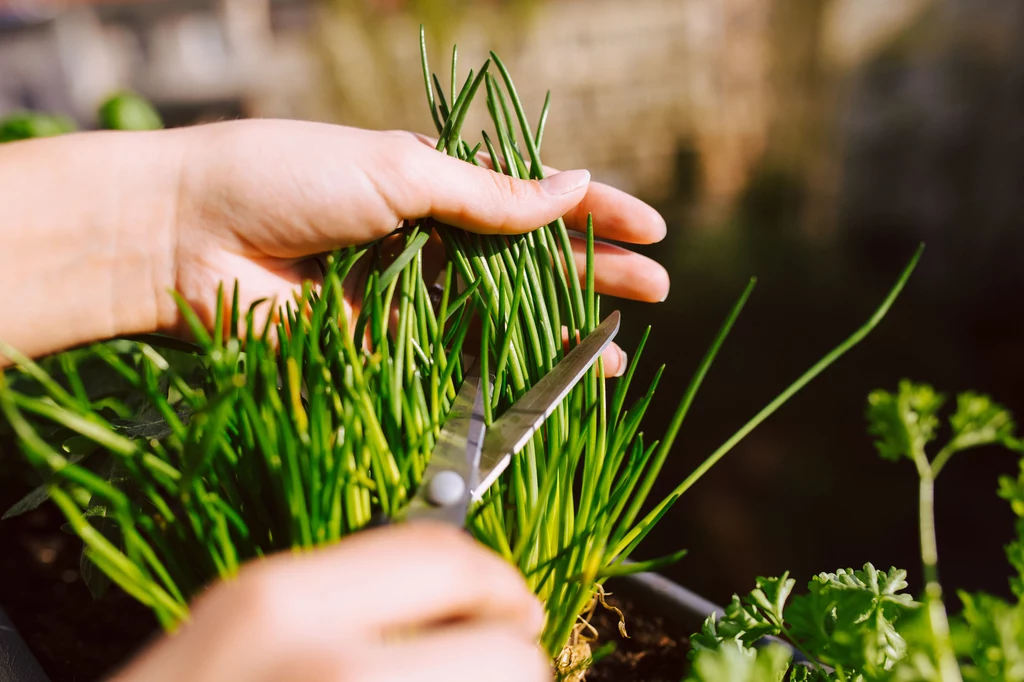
[0, 28, 920, 677]
[416, 30, 921, 664]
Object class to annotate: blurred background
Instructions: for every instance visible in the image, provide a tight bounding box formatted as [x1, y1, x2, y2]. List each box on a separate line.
[2, 0, 1023, 677]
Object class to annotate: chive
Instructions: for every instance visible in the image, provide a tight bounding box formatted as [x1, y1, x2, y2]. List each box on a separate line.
[0, 34, 921, 671]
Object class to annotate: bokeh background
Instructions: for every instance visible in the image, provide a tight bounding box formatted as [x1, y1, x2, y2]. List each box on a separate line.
[2, 0, 1023, 677]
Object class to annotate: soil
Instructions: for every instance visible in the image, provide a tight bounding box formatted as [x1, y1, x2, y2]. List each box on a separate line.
[0, 503, 156, 682]
[1, 455, 689, 682]
[584, 594, 691, 682]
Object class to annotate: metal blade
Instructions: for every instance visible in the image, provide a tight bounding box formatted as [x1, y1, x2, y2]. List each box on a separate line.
[403, 361, 485, 527]
[472, 310, 621, 498]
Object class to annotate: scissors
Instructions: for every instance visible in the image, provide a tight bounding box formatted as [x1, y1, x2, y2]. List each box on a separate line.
[401, 311, 621, 526]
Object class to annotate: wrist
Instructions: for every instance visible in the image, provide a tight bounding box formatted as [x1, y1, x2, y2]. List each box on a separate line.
[0, 130, 183, 361]
[106, 129, 185, 339]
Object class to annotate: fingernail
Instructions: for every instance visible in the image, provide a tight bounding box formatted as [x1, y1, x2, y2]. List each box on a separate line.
[616, 348, 628, 377]
[538, 169, 590, 195]
[658, 275, 671, 303]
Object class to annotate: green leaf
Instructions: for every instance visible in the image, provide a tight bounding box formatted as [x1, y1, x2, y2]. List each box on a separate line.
[2, 453, 86, 519]
[80, 508, 119, 600]
[694, 574, 795, 650]
[719, 594, 783, 646]
[378, 230, 431, 289]
[749, 574, 796, 628]
[813, 564, 918, 673]
[695, 564, 918, 680]
[956, 591, 1024, 682]
[948, 392, 1016, 452]
[866, 380, 944, 462]
[784, 564, 918, 676]
[2, 482, 52, 519]
[689, 613, 736, 656]
[999, 461, 1024, 598]
[685, 642, 792, 682]
[111, 404, 193, 441]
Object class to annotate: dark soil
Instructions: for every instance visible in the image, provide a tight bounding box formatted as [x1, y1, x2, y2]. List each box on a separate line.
[584, 594, 691, 682]
[0, 448, 156, 682]
[2, 450, 690, 682]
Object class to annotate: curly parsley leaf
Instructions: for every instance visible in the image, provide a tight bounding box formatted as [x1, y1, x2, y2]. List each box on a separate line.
[955, 591, 1024, 682]
[867, 381, 944, 462]
[691, 565, 917, 680]
[810, 565, 918, 674]
[947, 392, 1016, 453]
[685, 642, 794, 682]
[998, 460, 1024, 598]
[712, 574, 795, 646]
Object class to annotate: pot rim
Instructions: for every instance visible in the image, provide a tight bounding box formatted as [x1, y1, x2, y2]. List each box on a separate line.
[0, 605, 50, 682]
[612, 569, 804, 662]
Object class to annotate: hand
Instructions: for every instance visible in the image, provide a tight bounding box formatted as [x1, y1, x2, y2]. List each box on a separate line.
[109, 523, 551, 682]
[0, 120, 668, 369]
[166, 120, 670, 375]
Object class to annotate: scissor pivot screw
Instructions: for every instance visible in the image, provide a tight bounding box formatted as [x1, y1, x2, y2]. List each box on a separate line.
[425, 470, 466, 506]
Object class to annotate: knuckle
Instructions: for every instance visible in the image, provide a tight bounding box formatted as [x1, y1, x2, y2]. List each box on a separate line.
[494, 172, 532, 203]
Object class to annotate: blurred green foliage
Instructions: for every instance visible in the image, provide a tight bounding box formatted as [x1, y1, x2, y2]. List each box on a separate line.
[0, 112, 77, 143]
[97, 92, 163, 132]
[0, 91, 163, 144]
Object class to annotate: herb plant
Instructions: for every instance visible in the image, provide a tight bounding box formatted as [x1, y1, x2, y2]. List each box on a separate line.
[0, 30, 920, 678]
[686, 382, 1024, 682]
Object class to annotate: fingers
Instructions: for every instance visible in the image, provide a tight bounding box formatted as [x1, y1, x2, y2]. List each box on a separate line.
[181, 121, 589, 257]
[562, 181, 667, 244]
[555, 327, 627, 378]
[382, 135, 592, 236]
[408, 132, 666, 244]
[356, 622, 552, 682]
[602, 342, 628, 378]
[111, 524, 548, 682]
[219, 522, 544, 642]
[567, 237, 670, 303]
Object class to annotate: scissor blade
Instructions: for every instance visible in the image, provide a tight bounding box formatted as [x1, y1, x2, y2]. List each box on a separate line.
[404, 362, 485, 527]
[472, 311, 621, 498]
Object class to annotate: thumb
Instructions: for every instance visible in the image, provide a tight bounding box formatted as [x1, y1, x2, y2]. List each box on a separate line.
[385, 136, 591, 235]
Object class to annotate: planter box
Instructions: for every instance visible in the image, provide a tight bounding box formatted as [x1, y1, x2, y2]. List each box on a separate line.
[0, 606, 48, 682]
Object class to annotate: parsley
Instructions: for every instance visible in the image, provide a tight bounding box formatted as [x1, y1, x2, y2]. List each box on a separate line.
[691, 564, 918, 681]
[686, 382, 1024, 682]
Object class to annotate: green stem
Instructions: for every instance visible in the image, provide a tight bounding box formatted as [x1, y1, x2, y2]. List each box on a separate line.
[773, 619, 823, 675]
[929, 443, 957, 479]
[913, 451, 962, 682]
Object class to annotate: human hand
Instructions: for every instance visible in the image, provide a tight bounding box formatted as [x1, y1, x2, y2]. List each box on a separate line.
[109, 523, 551, 682]
[162, 120, 669, 375]
[0, 119, 668, 366]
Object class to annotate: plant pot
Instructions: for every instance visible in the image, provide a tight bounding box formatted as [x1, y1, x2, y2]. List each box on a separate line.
[577, 572, 802, 682]
[0, 606, 49, 682]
